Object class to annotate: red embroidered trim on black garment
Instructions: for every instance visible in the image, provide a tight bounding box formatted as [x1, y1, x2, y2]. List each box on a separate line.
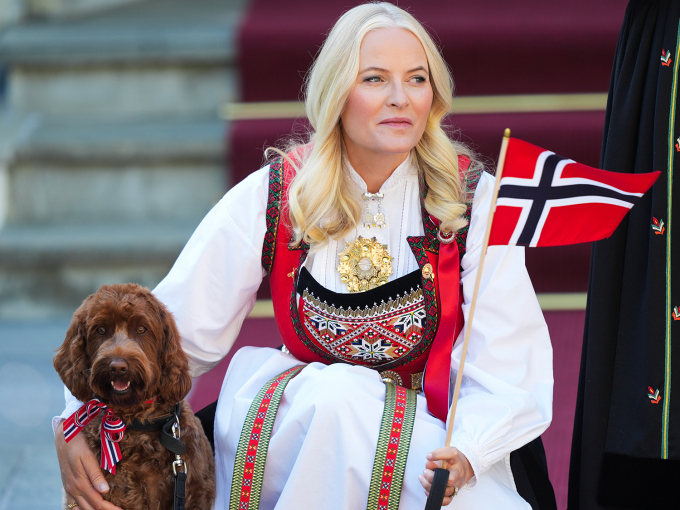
[454, 161, 484, 261]
[418, 159, 483, 260]
[262, 158, 284, 275]
[288, 249, 341, 364]
[404, 236, 439, 366]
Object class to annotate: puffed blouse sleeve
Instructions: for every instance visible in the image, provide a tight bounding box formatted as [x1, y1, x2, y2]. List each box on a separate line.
[153, 166, 270, 377]
[449, 171, 553, 481]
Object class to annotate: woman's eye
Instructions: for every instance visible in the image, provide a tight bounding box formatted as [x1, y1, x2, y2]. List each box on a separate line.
[136, 326, 147, 334]
[412, 76, 427, 83]
[364, 76, 382, 83]
[97, 327, 106, 335]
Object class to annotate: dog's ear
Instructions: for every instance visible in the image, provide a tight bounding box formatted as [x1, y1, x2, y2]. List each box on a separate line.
[54, 296, 95, 402]
[157, 307, 192, 404]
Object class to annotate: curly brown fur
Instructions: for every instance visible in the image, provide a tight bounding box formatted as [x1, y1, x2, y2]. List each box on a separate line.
[54, 283, 215, 510]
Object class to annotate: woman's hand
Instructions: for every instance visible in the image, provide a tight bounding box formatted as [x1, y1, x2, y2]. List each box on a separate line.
[55, 421, 122, 510]
[419, 447, 474, 506]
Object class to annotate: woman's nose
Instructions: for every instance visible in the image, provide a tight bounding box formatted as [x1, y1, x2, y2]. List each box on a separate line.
[387, 82, 409, 108]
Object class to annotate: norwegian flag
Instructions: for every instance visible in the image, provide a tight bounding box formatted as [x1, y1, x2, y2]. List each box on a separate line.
[63, 399, 126, 474]
[488, 138, 660, 247]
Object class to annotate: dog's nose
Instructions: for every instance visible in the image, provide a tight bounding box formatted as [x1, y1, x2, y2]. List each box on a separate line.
[109, 359, 129, 376]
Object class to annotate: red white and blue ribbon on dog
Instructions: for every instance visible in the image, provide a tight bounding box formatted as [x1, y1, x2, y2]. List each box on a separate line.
[63, 398, 126, 474]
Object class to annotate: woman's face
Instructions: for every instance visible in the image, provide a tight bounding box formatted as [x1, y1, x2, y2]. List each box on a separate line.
[341, 27, 433, 164]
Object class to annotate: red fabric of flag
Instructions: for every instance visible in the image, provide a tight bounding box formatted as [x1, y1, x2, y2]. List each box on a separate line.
[488, 138, 660, 247]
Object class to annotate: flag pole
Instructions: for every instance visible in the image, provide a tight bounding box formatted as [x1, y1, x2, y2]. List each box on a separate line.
[441, 128, 511, 468]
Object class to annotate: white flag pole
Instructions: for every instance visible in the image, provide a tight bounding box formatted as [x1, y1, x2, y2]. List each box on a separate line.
[442, 128, 511, 468]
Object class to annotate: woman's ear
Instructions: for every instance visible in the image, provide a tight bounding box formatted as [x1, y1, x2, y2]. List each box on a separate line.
[53, 297, 95, 402]
[157, 307, 192, 404]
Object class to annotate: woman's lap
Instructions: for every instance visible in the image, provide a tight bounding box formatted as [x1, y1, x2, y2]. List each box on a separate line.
[212, 346, 530, 509]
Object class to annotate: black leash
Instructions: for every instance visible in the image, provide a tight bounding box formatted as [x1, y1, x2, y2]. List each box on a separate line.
[127, 403, 187, 510]
[424, 468, 449, 510]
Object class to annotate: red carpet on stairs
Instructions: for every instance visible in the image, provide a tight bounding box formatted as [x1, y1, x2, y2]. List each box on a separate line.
[237, 0, 626, 101]
[217, 2, 631, 508]
[542, 311, 586, 510]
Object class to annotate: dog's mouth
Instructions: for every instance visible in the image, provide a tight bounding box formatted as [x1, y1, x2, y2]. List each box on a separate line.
[111, 379, 131, 393]
[90, 352, 152, 407]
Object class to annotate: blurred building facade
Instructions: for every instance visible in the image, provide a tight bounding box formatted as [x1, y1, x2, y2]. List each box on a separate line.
[0, 0, 245, 318]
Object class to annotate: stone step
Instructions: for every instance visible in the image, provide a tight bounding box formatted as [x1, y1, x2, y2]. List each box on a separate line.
[0, 223, 195, 318]
[7, 63, 236, 118]
[0, 0, 246, 117]
[26, 0, 145, 20]
[3, 114, 227, 226]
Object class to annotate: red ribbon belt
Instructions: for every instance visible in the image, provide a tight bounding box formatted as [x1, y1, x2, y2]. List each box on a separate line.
[63, 398, 126, 474]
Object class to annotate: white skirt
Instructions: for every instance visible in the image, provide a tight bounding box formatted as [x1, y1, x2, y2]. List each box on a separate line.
[213, 346, 531, 509]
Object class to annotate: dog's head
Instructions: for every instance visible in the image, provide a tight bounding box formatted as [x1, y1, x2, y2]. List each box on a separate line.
[54, 284, 192, 410]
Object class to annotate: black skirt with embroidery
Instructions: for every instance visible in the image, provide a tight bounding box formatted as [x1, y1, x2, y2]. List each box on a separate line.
[569, 1, 680, 508]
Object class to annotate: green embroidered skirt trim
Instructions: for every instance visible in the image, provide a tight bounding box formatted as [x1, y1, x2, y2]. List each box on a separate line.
[367, 383, 418, 510]
[229, 365, 305, 510]
[229, 369, 418, 510]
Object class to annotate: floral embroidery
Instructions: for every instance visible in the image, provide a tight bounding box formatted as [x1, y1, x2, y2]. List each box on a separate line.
[417, 172, 439, 254]
[672, 306, 680, 320]
[662, 49, 672, 67]
[393, 309, 427, 333]
[454, 162, 484, 259]
[300, 286, 426, 366]
[418, 161, 484, 260]
[648, 387, 662, 404]
[262, 158, 284, 274]
[406, 237, 439, 365]
[676, 137, 680, 152]
[653, 217, 665, 235]
[289, 250, 338, 365]
[351, 338, 393, 362]
[307, 315, 348, 336]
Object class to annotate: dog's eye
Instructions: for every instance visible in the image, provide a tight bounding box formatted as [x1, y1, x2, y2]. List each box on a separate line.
[136, 326, 147, 334]
[97, 327, 106, 335]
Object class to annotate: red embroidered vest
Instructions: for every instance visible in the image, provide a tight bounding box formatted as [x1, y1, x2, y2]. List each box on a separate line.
[261, 156, 482, 422]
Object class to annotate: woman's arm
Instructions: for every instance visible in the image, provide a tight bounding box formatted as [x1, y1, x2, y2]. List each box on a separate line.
[153, 166, 271, 376]
[422, 171, 553, 495]
[449, 172, 553, 478]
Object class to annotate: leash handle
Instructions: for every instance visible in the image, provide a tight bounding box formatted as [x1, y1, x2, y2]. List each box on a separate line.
[424, 468, 449, 510]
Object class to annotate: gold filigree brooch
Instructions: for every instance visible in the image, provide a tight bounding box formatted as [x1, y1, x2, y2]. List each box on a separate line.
[337, 236, 393, 293]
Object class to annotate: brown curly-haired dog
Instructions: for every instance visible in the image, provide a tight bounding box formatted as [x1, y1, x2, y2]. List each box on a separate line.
[54, 283, 215, 510]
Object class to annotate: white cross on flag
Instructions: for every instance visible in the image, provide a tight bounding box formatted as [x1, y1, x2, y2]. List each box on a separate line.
[488, 138, 660, 247]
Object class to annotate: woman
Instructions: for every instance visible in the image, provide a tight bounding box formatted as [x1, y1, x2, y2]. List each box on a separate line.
[55, 3, 553, 509]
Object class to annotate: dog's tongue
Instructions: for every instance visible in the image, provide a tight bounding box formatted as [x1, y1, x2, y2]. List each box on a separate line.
[113, 380, 129, 391]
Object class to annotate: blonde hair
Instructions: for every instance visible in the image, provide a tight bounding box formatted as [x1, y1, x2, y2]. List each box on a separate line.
[270, 2, 475, 247]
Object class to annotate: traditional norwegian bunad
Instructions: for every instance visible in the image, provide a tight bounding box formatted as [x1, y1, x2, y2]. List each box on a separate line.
[148, 154, 554, 509]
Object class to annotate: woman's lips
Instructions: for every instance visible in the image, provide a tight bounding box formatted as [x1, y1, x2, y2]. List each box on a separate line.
[379, 117, 412, 127]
